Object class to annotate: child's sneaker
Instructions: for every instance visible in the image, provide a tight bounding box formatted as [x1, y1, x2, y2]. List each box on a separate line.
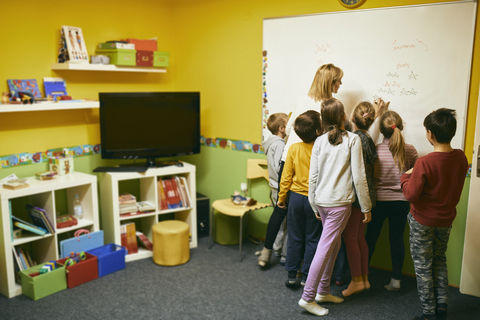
[256, 247, 272, 267]
[285, 278, 296, 288]
[301, 274, 308, 286]
[280, 255, 286, 265]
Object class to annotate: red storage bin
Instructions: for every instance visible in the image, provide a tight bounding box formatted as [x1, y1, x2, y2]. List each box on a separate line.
[136, 50, 154, 67]
[57, 252, 98, 289]
[123, 38, 157, 51]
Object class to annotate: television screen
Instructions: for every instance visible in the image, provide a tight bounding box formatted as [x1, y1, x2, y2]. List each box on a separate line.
[99, 92, 200, 164]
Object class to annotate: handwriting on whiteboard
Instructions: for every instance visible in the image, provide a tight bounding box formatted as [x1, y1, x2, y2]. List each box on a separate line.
[314, 43, 333, 65]
[375, 63, 419, 98]
[391, 39, 429, 52]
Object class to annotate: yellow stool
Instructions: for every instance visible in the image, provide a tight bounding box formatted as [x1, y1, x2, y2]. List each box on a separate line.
[152, 220, 190, 266]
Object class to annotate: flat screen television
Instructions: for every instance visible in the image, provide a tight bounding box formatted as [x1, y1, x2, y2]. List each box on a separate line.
[99, 92, 200, 167]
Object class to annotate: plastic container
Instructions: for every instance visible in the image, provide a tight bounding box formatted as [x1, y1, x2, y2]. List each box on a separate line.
[57, 252, 98, 288]
[87, 243, 126, 277]
[74, 193, 83, 220]
[20, 263, 67, 300]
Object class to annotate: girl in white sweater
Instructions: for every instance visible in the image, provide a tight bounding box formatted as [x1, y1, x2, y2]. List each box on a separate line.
[299, 98, 372, 317]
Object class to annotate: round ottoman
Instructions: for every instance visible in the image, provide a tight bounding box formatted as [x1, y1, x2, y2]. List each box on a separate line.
[152, 220, 190, 266]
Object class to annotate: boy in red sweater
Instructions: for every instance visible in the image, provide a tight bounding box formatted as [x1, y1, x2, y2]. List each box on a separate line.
[401, 108, 468, 320]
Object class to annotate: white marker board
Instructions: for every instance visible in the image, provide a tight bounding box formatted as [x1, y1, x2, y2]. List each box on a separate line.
[263, 1, 476, 156]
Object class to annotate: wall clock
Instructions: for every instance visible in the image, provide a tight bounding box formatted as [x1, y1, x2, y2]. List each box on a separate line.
[339, 0, 367, 9]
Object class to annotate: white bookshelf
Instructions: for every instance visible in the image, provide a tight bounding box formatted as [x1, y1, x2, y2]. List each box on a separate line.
[98, 163, 197, 263]
[51, 63, 167, 73]
[0, 172, 100, 298]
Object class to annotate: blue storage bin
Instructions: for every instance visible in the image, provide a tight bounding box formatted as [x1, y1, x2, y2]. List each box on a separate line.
[86, 243, 126, 277]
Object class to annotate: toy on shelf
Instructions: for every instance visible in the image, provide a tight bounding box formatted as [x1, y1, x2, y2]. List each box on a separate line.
[65, 251, 86, 266]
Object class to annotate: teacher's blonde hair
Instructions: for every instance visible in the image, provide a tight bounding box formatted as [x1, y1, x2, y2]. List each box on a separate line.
[308, 64, 344, 102]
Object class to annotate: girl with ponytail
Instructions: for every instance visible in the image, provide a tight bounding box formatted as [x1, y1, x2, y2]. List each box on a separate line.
[341, 101, 377, 297]
[365, 106, 418, 292]
[299, 98, 372, 316]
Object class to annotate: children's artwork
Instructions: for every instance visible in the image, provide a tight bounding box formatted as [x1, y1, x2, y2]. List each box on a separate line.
[43, 77, 67, 100]
[7, 79, 41, 98]
[61, 26, 88, 64]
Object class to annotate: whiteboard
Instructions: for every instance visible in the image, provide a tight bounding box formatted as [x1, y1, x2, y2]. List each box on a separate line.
[263, 1, 476, 156]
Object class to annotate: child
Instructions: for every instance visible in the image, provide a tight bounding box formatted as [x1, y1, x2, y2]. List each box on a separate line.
[342, 101, 377, 297]
[401, 108, 468, 320]
[365, 108, 418, 292]
[277, 110, 323, 287]
[256, 112, 289, 266]
[299, 98, 371, 317]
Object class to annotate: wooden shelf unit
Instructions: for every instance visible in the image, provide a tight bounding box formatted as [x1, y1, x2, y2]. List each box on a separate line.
[0, 172, 100, 298]
[98, 163, 197, 263]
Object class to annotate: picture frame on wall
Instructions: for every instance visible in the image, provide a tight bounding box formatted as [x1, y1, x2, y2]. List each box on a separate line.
[61, 25, 89, 64]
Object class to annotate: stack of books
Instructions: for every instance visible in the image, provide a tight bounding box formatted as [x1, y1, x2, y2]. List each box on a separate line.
[136, 201, 155, 213]
[25, 205, 55, 234]
[157, 176, 191, 210]
[119, 194, 137, 215]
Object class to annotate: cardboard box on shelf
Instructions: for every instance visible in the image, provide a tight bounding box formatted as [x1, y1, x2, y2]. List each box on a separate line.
[49, 156, 74, 175]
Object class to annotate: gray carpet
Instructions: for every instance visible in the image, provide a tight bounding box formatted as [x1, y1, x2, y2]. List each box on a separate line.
[1, 236, 479, 320]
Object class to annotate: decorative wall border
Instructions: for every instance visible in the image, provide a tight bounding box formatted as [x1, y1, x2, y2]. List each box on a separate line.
[0, 136, 265, 170]
[200, 136, 264, 154]
[0, 144, 100, 169]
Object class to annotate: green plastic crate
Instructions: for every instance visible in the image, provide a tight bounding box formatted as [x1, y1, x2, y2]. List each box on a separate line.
[20, 263, 67, 300]
[153, 51, 170, 67]
[95, 49, 136, 66]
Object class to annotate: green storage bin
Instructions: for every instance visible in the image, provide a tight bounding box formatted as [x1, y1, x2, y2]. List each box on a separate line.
[20, 263, 67, 300]
[95, 49, 136, 66]
[153, 51, 170, 67]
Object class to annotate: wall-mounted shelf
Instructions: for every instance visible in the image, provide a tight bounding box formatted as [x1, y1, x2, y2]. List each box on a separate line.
[0, 101, 99, 113]
[51, 63, 167, 73]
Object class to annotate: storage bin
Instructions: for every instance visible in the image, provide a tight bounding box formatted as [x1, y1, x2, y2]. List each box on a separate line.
[57, 252, 98, 288]
[87, 243, 126, 277]
[136, 50, 154, 67]
[20, 263, 67, 300]
[122, 38, 157, 51]
[94, 49, 136, 66]
[153, 52, 170, 67]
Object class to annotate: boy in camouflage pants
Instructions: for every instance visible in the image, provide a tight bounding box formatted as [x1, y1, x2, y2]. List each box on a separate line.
[401, 109, 468, 320]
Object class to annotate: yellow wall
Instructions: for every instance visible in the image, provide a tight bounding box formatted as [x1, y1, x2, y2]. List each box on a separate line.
[0, 0, 175, 156]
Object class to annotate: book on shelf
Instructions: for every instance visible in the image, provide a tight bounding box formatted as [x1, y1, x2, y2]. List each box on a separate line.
[157, 179, 168, 211]
[56, 214, 78, 229]
[3, 178, 29, 190]
[25, 205, 54, 234]
[61, 25, 89, 64]
[21, 248, 33, 268]
[12, 216, 47, 236]
[35, 170, 58, 180]
[12, 247, 24, 271]
[137, 200, 155, 213]
[163, 178, 181, 209]
[16, 247, 28, 270]
[136, 231, 153, 251]
[12, 249, 22, 284]
[179, 177, 191, 208]
[119, 193, 136, 205]
[120, 222, 138, 255]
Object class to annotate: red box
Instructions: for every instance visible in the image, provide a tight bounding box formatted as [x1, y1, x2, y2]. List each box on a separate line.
[123, 38, 157, 51]
[57, 252, 98, 289]
[136, 50, 154, 67]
